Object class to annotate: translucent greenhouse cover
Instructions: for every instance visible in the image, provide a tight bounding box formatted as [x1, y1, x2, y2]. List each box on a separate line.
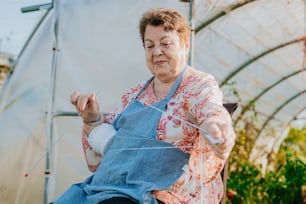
[0, 0, 305, 203]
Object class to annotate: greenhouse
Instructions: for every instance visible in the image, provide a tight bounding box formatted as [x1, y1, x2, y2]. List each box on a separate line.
[0, 0, 305, 203]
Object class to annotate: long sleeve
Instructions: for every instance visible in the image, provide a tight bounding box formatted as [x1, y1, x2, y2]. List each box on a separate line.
[189, 74, 236, 183]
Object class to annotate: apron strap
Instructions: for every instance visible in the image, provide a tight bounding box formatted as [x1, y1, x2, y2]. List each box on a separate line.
[135, 66, 188, 110]
[135, 76, 154, 99]
[163, 66, 187, 101]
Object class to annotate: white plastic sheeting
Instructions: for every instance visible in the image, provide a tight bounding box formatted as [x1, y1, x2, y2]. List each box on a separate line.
[0, 0, 305, 203]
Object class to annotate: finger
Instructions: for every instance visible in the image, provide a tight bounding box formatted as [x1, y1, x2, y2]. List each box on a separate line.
[70, 91, 80, 105]
[203, 123, 222, 144]
[211, 123, 222, 139]
[79, 96, 90, 112]
[212, 135, 234, 159]
[88, 93, 100, 111]
[210, 144, 227, 159]
[81, 93, 96, 111]
[89, 93, 96, 103]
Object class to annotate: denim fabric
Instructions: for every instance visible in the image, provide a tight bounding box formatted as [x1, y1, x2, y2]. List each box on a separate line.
[55, 68, 189, 204]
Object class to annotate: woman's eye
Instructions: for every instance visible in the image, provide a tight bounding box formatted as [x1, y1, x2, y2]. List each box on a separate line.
[145, 44, 153, 49]
[162, 42, 171, 47]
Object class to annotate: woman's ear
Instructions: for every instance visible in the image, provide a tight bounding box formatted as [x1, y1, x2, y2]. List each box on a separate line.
[185, 40, 190, 50]
[185, 41, 190, 58]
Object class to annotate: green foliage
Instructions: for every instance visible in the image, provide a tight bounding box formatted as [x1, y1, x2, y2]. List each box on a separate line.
[226, 126, 306, 204]
[263, 153, 306, 203]
[227, 162, 263, 203]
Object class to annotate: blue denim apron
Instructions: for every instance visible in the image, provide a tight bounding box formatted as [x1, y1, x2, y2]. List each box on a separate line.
[55, 69, 190, 204]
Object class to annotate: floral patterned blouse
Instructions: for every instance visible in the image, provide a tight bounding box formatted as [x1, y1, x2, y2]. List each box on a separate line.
[81, 67, 236, 204]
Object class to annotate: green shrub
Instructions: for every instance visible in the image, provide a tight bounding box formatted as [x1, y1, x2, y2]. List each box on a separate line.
[226, 126, 306, 203]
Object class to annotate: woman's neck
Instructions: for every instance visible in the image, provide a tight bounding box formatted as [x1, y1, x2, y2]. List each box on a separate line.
[152, 66, 187, 100]
[153, 77, 176, 100]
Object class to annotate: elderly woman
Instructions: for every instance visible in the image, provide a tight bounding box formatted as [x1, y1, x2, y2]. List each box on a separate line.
[55, 8, 236, 204]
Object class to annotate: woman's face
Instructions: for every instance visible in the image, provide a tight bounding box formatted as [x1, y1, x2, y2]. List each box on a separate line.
[144, 25, 189, 82]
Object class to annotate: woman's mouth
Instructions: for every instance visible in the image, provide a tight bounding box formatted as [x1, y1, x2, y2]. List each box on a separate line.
[154, 60, 166, 65]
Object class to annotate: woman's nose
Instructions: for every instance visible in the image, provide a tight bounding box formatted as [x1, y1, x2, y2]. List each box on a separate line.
[153, 45, 163, 56]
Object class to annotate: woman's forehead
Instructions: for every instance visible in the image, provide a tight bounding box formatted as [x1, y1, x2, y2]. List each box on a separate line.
[144, 25, 179, 41]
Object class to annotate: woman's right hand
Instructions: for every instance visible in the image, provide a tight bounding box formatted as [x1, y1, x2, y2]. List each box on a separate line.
[70, 91, 100, 123]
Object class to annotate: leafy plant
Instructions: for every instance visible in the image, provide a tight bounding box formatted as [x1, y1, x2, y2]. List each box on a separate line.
[226, 126, 306, 203]
[263, 153, 306, 203]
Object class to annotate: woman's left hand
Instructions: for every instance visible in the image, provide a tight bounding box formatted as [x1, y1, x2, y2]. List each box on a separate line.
[201, 118, 236, 159]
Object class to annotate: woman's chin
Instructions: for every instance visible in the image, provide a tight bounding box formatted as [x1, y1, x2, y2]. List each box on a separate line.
[154, 70, 170, 78]
[153, 65, 170, 73]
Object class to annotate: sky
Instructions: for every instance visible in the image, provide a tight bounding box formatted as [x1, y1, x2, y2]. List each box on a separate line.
[0, 0, 48, 56]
